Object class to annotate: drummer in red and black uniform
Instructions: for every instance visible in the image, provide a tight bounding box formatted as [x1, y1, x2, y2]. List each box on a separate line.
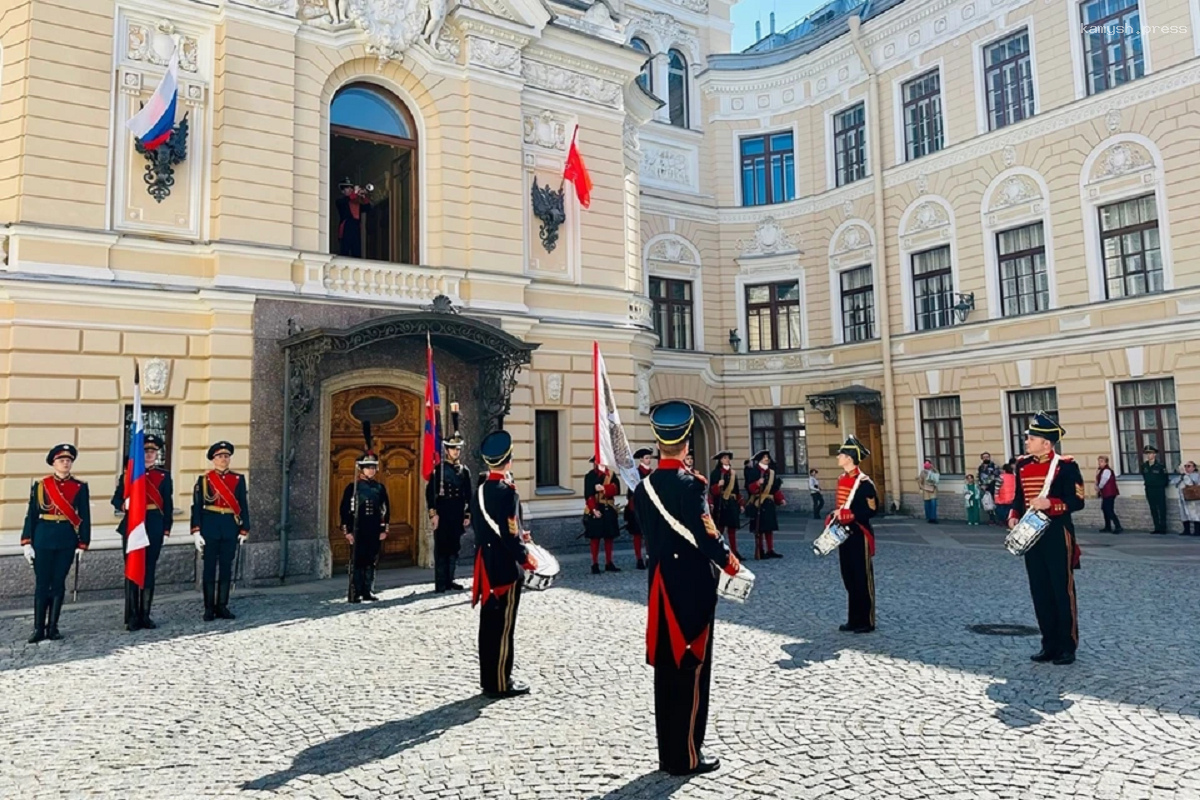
[709, 451, 745, 559]
[1009, 412, 1085, 665]
[625, 448, 654, 570]
[746, 450, 785, 559]
[471, 430, 538, 698]
[22, 444, 90, 643]
[633, 401, 740, 776]
[828, 436, 879, 634]
[112, 434, 173, 631]
[584, 455, 622, 574]
[191, 441, 249, 622]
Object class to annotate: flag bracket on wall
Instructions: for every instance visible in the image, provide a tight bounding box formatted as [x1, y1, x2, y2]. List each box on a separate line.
[134, 113, 189, 203]
[530, 177, 566, 253]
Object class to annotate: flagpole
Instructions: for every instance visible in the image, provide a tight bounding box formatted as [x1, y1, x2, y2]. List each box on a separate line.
[560, 126, 579, 193]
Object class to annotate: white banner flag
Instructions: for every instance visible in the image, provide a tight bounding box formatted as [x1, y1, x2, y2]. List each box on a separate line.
[593, 341, 641, 491]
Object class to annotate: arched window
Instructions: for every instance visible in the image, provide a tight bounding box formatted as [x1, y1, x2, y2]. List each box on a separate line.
[668, 49, 689, 129]
[329, 83, 419, 265]
[631, 38, 653, 94]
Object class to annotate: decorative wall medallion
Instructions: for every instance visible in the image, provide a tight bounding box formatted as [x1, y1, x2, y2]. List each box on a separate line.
[524, 111, 567, 151]
[315, 0, 449, 63]
[1094, 142, 1152, 180]
[127, 20, 200, 73]
[817, 77, 827, 92]
[842, 199, 854, 219]
[884, 43, 895, 58]
[1105, 108, 1122, 133]
[782, 88, 795, 103]
[738, 217, 798, 256]
[648, 235, 698, 264]
[908, 30, 920, 46]
[906, 201, 949, 234]
[916, 172, 928, 194]
[757, 94, 770, 108]
[546, 373, 563, 403]
[1002, 145, 1017, 167]
[934, 17, 946, 33]
[838, 67, 849, 81]
[963, 3, 975, 19]
[732, 98, 744, 110]
[641, 145, 691, 189]
[143, 358, 171, 396]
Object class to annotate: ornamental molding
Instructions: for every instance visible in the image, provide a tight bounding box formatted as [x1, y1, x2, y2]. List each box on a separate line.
[737, 216, 799, 257]
[623, 118, 641, 153]
[645, 233, 700, 265]
[521, 60, 623, 108]
[1089, 141, 1155, 183]
[829, 220, 875, 260]
[984, 172, 1044, 216]
[553, 1, 627, 45]
[900, 199, 951, 237]
[293, 0, 450, 63]
[636, 366, 652, 415]
[630, 11, 701, 62]
[545, 372, 563, 403]
[522, 110, 569, 151]
[468, 35, 522, 74]
[143, 358, 171, 396]
[640, 143, 693, 191]
[126, 19, 201, 73]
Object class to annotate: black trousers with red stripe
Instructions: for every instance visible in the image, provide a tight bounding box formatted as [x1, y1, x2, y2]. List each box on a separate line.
[653, 609, 715, 773]
[1024, 526, 1078, 656]
[838, 530, 875, 629]
[478, 584, 522, 693]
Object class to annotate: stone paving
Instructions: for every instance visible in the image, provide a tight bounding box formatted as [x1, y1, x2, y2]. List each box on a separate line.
[1, 525, 1199, 800]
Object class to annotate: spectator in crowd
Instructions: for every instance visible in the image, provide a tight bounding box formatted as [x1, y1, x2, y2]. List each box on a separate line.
[917, 460, 940, 524]
[1096, 456, 1122, 534]
[964, 474, 981, 526]
[1141, 446, 1170, 534]
[1176, 460, 1200, 536]
[809, 468, 824, 520]
[977, 453, 1001, 525]
[995, 462, 1016, 525]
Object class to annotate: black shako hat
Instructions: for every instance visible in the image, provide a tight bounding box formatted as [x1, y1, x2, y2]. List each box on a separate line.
[480, 430, 513, 469]
[46, 443, 77, 465]
[357, 450, 380, 468]
[838, 436, 870, 464]
[650, 401, 694, 446]
[207, 441, 234, 460]
[1025, 412, 1065, 444]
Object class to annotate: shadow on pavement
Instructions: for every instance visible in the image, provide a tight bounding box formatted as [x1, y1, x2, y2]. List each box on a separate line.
[587, 770, 695, 799]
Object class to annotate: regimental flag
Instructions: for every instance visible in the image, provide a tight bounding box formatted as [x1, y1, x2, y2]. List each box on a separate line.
[124, 364, 150, 588]
[421, 334, 443, 481]
[563, 125, 593, 209]
[593, 342, 641, 491]
[126, 50, 179, 151]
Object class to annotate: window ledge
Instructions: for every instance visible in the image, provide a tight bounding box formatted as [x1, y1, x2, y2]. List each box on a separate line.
[535, 486, 575, 497]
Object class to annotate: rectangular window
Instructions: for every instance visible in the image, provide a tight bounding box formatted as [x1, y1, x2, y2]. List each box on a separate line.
[840, 265, 876, 342]
[920, 396, 964, 476]
[750, 408, 807, 475]
[740, 132, 796, 207]
[746, 282, 801, 352]
[833, 103, 867, 186]
[535, 410, 560, 488]
[902, 70, 944, 161]
[122, 405, 175, 470]
[1100, 194, 1162, 299]
[649, 277, 695, 350]
[997, 222, 1049, 317]
[912, 246, 954, 331]
[1007, 388, 1059, 459]
[984, 29, 1035, 131]
[1081, 0, 1145, 96]
[1115, 378, 1179, 474]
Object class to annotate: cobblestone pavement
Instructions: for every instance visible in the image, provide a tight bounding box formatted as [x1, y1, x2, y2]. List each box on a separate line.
[2, 531, 1199, 800]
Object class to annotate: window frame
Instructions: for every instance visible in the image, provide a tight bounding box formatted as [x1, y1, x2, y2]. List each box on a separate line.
[649, 276, 696, 351]
[739, 131, 796, 208]
[122, 404, 175, 471]
[833, 102, 867, 187]
[667, 48, 689, 129]
[919, 396, 965, 476]
[1098, 193, 1163, 300]
[745, 281, 802, 352]
[839, 264, 876, 343]
[749, 408, 807, 476]
[982, 28, 1036, 131]
[1079, 0, 1146, 97]
[900, 69, 945, 162]
[534, 410, 561, 489]
[1113, 378, 1179, 474]
[1006, 388, 1059, 461]
[911, 245, 955, 332]
[996, 222, 1050, 318]
[630, 37, 653, 95]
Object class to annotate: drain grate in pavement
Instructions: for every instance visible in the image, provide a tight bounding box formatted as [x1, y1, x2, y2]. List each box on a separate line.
[968, 623, 1041, 636]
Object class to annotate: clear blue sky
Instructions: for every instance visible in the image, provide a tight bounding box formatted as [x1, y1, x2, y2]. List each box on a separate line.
[730, 0, 829, 52]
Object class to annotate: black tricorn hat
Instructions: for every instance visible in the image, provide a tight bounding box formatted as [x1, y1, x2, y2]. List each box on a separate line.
[46, 443, 78, 465]
[838, 435, 870, 464]
[1025, 412, 1065, 444]
[481, 430, 513, 469]
[207, 441, 234, 460]
[751, 449, 770, 463]
[713, 450, 734, 460]
[633, 448, 654, 459]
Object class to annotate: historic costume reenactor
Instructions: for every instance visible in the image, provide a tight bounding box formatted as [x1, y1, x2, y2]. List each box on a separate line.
[341, 439, 390, 603]
[829, 437, 879, 634]
[427, 406, 472, 592]
[746, 450, 785, 559]
[22, 444, 90, 643]
[112, 434, 173, 631]
[335, 178, 371, 258]
[1008, 413, 1085, 665]
[584, 455, 622, 574]
[191, 441, 249, 622]
[471, 430, 538, 698]
[624, 448, 655, 570]
[633, 402, 740, 776]
[709, 451, 744, 559]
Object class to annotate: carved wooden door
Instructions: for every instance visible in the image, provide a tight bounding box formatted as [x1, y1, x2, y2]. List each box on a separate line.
[855, 404, 887, 513]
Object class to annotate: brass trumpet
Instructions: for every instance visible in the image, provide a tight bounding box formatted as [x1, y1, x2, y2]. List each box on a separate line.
[354, 183, 374, 202]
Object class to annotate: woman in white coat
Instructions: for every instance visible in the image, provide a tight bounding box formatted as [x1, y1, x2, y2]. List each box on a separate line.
[1176, 460, 1200, 536]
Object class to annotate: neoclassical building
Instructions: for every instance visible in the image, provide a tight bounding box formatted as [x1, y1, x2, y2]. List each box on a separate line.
[1, 0, 1198, 595]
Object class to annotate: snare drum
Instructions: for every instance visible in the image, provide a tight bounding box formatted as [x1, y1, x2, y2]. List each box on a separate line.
[1004, 510, 1050, 556]
[522, 543, 561, 591]
[812, 521, 850, 557]
[717, 563, 755, 603]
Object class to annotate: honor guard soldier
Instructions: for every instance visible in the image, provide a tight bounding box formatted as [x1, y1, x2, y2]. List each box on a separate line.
[829, 437, 879, 634]
[633, 402, 740, 776]
[427, 405, 472, 592]
[471, 430, 538, 698]
[22, 444, 90, 643]
[341, 446, 390, 603]
[746, 450, 785, 559]
[112, 434, 173, 631]
[709, 451, 745, 559]
[1009, 413, 1085, 665]
[625, 448, 655, 570]
[191, 441, 249, 622]
[584, 455, 622, 574]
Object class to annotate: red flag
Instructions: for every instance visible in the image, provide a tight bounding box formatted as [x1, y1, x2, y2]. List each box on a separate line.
[563, 125, 592, 209]
[124, 363, 149, 588]
[421, 335, 442, 481]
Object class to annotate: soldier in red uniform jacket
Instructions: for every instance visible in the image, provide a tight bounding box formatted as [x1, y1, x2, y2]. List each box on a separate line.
[624, 448, 654, 569]
[584, 456, 622, 574]
[828, 436, 879, 633]
[191, 441, 249, 622]
[709, 450, 744, 559]
[112, 434, 173, 631]
[746, 450, 785, 559]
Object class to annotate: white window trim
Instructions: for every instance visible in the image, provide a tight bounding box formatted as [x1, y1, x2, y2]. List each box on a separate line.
[1079, 134, 1173, 304]
[534, 409, 571, 493]
[645, 231, 705, 352]
[892, 58, 947, 167]
[735, 263, 808, 354]
[1001, 387, 1059, 463]
[825, 99, 870, 192]
[827, 218, 878, 345]
[898, 195, 959, 334]
[830, 262, 877, 346]
[732, 120, 802, 208]
[973, 22, 1042, 137]
[664, 46, 697, 131]
[1068, 0, 1154, 102]
[980, 167, 1058, 320]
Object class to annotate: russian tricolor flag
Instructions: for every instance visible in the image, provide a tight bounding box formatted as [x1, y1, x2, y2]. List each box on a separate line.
[126, 50, 179, 151]
[124, 364, 150, 588]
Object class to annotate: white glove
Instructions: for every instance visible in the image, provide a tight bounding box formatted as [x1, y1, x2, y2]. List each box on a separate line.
[238, 534, 248, 545]
[23, 544, 34, 566]
[75, 549, 83, 562]
[195, 534, 205, 553]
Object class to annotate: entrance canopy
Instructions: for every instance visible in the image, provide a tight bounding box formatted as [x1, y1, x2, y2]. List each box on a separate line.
[806, 384, 882, 425]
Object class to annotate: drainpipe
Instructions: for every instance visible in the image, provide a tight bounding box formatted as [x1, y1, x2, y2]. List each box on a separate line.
[278, 347, 292, 582]
[849, 15, 902, 513]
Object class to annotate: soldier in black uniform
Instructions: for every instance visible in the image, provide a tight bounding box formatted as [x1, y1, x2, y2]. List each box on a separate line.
[471, 430, 538, 698]
[191, 441, 249, 622]
[625, 448, 654, 570]
[427, 405, 472, 592]
[709, 450, 744, 560]
[583, 455, 621, 574]
[1141, 445, 1170, 534]
[828, 436, 879, 634]
[22, 444, 90, 643]
[633, 402, 741, 777]
[341, 448, 391, 603]
[112, 434, 173, 631]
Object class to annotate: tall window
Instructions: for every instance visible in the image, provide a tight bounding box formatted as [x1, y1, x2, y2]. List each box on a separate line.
[535, 411, 561, 488]
[1007, 388, 1059, 458]
[1100, 194, 1162, 299]
[668, 49, 689, 128]
[984, 29, 1035, 130]
[746, 282, 801, 351]
[912, 246, 954, 331]
[920, 397, 964, 475]
[840, 265, 875, 342]
[740, 132, 796, 207]
[123, 405, 175, 470]
[1081, 0, 1144, 96]
[631, 38, 653, 94]
[649, 276, 695, 350]
[1115, 378, 1179, 474]
[997, 222, 1049, 317]
[833, 103, 867, 186]
[902, 70, 944, 161]
[750, 409, 807, 475]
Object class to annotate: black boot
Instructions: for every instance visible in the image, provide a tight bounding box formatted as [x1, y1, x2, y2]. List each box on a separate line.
[47, 596, 64, 640]
[591, 564, 601, 575]
[216, 580, 236, 619]
[126, 584, 143, 632]
[203, 582, 216, 622]
[363, 566, 380, 601]
[141, 588, 157, 630]
[28, 597, 47, 643]
[636, 559, 646, 570]
[605, 562, 621, 573]
[1181, 522, 1193, 537]
[351, 567, 365, 601]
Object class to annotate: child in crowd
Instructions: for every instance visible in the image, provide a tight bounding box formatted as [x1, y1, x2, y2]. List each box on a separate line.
[964, 473, 981, 526]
